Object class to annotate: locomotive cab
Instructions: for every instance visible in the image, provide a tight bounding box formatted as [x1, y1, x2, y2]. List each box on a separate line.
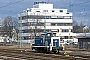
[32, 32, 63, 53]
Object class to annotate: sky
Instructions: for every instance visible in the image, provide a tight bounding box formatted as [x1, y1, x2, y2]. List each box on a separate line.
[0, 0, 90, 26]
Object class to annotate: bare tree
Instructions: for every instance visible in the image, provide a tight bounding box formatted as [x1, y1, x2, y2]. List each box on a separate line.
[3, 16, 18, 28]
[73, 20, 78, 26]
[3, 16, 18, 38]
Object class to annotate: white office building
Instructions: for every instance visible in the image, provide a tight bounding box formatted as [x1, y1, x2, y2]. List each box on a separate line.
[18, 2, 76, 43]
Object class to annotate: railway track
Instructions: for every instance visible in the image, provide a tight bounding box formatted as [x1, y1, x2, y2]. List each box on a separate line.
[0, 48, 90, 60]
[0, 52, 51, 60]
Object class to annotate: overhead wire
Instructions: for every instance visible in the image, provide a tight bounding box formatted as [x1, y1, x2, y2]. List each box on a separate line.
[72, 0, 90, 6]
[0, 0, 25, 9]
[0, 0, 90, 16]
[62, 0, 90, 8]
[0, 0, 25, 16]
[71, 0, 90, 26]
[69, 0, 90, 14]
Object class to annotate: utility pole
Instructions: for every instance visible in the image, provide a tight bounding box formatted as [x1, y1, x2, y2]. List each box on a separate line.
[44, 13, 46, 32]
[34, 12, 41, 36]
[19, 12, 22, 48]
[34, 13, 37, 37]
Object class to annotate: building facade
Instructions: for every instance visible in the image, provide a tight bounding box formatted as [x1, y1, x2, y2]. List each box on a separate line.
[18, 2, 75, 43]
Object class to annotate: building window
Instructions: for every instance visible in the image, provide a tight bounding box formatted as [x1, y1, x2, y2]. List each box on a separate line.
[60, 10, 63, 12]
[51, 23, 56, 26]
[36, 11, 40, 12]
[64, 23, 72, 26]
[51, 23, 72, 26]
[58, 16, 64, 19]
[64, 16, 71, 19]
[51, 16, 57, 19]
[66, 13, 69, 14]
[65, 36, 68, 39]
[38, 23, 44, 26]
[23, 36, 29, 40]
[52, 10, 54, 12]
[27, 10, 31, 12]
[62, 29, 69, 32]
[43, 10, 48, 12]
[45, 16, 51, 19]
[71, 29, 73, 32]
[23, 30, 28, 33]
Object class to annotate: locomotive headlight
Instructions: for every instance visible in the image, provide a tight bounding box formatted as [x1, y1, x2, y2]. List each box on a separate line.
[41, 40, 42, 43]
